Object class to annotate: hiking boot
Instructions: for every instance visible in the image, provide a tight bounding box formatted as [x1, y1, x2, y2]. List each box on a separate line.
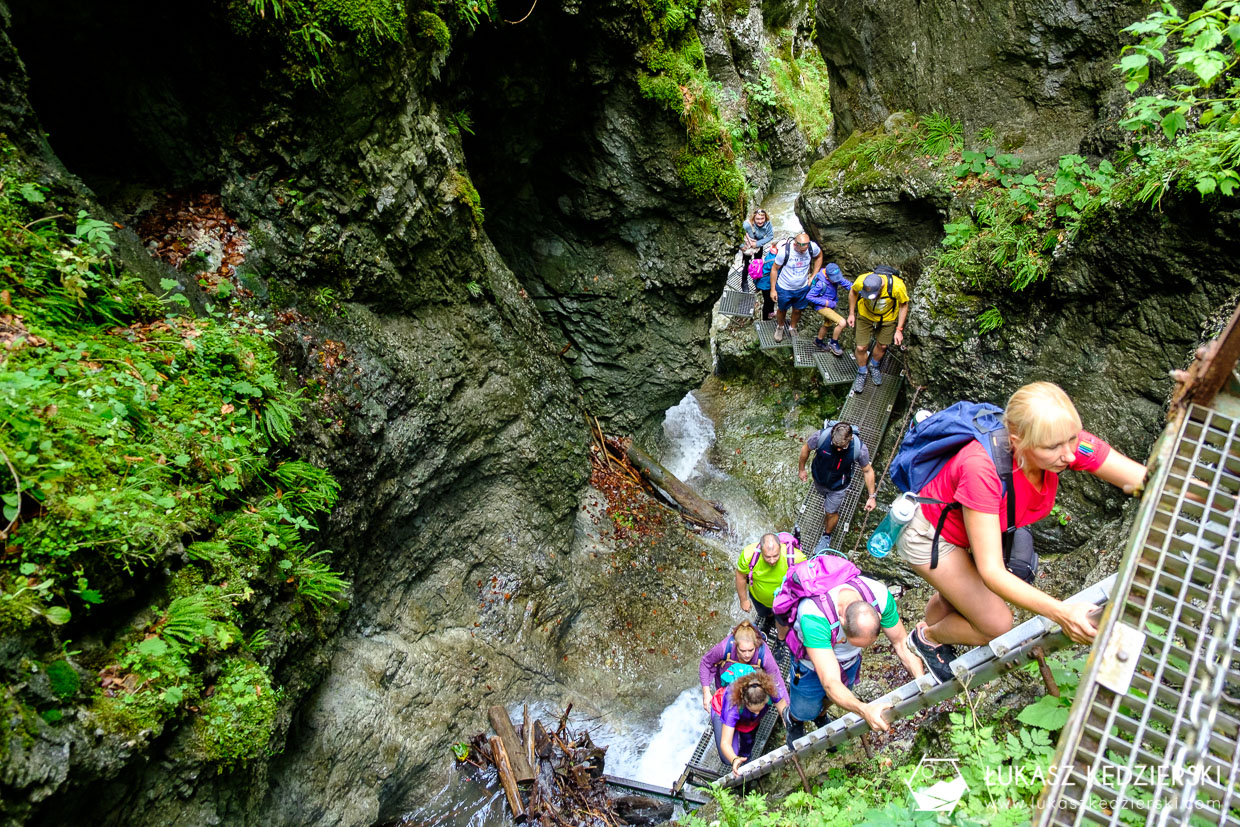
[870, 367, 883, 386]
[909, 627, 958, 684]
[851, 371, 867, 395]
[827, 339, 844, 357]
[787, 326, 797, 340]
[813, 337, 830, 352]
[774, 324, 785, 343]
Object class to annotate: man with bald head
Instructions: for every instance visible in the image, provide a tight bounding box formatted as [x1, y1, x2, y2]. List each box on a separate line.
[735, 532, 806, 631]
[783, 572, 925, 743]
[769, 232, 823, 343]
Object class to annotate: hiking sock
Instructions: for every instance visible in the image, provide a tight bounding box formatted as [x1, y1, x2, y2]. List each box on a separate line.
[868, 359, 881, 371]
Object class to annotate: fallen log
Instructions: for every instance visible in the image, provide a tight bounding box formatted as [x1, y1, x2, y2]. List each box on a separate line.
[490, 736, 528, 823]
[623, 441, 726, 531]
[489, 705, 536, 783]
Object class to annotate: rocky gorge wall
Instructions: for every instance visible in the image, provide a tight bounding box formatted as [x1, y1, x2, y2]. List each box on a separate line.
[0, 1, 825, 825]
[815, 0, 1148, 162]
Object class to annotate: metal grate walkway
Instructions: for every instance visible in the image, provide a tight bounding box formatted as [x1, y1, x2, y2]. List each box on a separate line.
[719, 289, 756, 318]
[719, 576, 1118, 788]
[1035, 400, 1240, 826]
[815, 350, 860, 385]
[794, 355, 904, 552]
[755, 320, 795, 350]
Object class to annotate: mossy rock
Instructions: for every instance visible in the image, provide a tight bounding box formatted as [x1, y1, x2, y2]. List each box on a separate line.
[45, 660, 80, 700]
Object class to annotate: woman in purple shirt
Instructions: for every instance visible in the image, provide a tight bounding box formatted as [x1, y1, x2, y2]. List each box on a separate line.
[698, 621, 789, 711]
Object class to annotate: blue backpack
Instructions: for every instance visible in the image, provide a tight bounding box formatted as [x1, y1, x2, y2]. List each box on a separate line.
[888, 402, 1017, 570]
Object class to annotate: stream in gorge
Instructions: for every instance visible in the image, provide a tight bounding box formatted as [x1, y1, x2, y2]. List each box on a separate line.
[394, 177, 807, 826]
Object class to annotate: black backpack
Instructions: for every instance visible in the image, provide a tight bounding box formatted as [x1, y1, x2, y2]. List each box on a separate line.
[776, 237, 818, 268]
[810, 421, 861, 491]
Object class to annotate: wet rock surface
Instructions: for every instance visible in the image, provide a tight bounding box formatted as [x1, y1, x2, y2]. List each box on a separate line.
[816, 0, 1148, 163]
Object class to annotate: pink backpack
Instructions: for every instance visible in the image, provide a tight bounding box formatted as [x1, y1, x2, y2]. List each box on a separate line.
[771, 556, 878, 661]
[747, 258, 764, 281]
[745, 531, 800, 585]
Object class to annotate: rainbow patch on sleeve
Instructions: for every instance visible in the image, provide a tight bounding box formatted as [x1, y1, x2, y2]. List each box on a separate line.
[1078, 440, 1095, 456]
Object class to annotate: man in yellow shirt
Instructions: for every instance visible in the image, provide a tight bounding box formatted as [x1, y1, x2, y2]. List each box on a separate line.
[735, 533, 807, 633]
[846, 266, 909, 395]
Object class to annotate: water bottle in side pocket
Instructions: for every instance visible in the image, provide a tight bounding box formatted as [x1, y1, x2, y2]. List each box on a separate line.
[867, 493, 917, 558]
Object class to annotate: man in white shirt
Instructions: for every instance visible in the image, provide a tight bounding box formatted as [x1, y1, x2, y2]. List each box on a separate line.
[768, 233, 822, 343]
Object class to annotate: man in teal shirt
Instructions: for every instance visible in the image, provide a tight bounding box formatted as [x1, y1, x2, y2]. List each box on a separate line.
[784, 575, 924, 743]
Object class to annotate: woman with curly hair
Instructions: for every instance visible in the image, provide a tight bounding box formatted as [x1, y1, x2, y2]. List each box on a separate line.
[710, 669, 785, 776]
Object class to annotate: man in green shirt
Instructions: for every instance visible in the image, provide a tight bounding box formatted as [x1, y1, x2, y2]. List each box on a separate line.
[785, 575, 925, 743]
[735, 533, 806, 630]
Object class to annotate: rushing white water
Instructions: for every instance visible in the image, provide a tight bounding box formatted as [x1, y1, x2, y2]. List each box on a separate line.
[661, 392, 716, 482]
[599, 687, 710, 785]
[661, 392, 771, 546]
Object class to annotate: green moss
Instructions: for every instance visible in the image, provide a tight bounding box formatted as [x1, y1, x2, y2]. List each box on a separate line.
[415, 11, 450, 51]
[633, 0, 749, 205]
[804, 119, 924, 193]
[40, 708, 63, 724]
[764, 37, 833, 148]
[192, 658, 280, 768]
[45, 660, 80, 700]
[449, 170, 485, 226]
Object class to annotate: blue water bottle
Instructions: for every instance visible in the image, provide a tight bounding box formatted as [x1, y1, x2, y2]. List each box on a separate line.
[867, 493, 917, 558]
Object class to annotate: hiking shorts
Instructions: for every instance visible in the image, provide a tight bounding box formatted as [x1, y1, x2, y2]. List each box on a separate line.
[816, 305, 845, 326]
[788, 656, 861, 723]
[812, 486, 848, 515]
[855, 315, 896, 347]
[777, 285, 811, 311]
[749, 593, 774, 619]
[896, 509, 967, 567]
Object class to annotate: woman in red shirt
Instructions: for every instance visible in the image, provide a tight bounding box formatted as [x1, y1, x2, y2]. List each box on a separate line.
[896, 382, 1146, 682]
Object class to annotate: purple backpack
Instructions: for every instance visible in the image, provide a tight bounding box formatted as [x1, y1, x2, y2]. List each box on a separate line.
[747, 257, 764, 281]
[771, 556, 878, 661]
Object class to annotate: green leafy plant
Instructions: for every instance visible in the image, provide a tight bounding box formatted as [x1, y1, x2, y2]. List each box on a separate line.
[920, 112, 963, 155]
[978, 307, 1004, 334]
[1116, 0, 1240, 200]
[230, 0, 407, 88]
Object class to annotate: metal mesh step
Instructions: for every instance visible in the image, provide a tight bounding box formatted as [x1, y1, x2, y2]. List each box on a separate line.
[755, 320, 795, 350]
[719, 289, 756, 318]
[792, 334, 823, 369]
[1036, 402, 1240, 827]
[679, 638, 794, 788]
[815, 350, 859, 384]
[794, 356, 904, 551]
[726, 264, 750, 291]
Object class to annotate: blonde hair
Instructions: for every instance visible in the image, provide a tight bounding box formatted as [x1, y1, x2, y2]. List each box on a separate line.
[1004, 382, 1082, 463]
[731, 621, 760, 650]
[750, 209, 768, 222]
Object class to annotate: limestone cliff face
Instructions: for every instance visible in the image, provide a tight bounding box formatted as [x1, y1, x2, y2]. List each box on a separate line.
[816, 0, 1147, 162]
